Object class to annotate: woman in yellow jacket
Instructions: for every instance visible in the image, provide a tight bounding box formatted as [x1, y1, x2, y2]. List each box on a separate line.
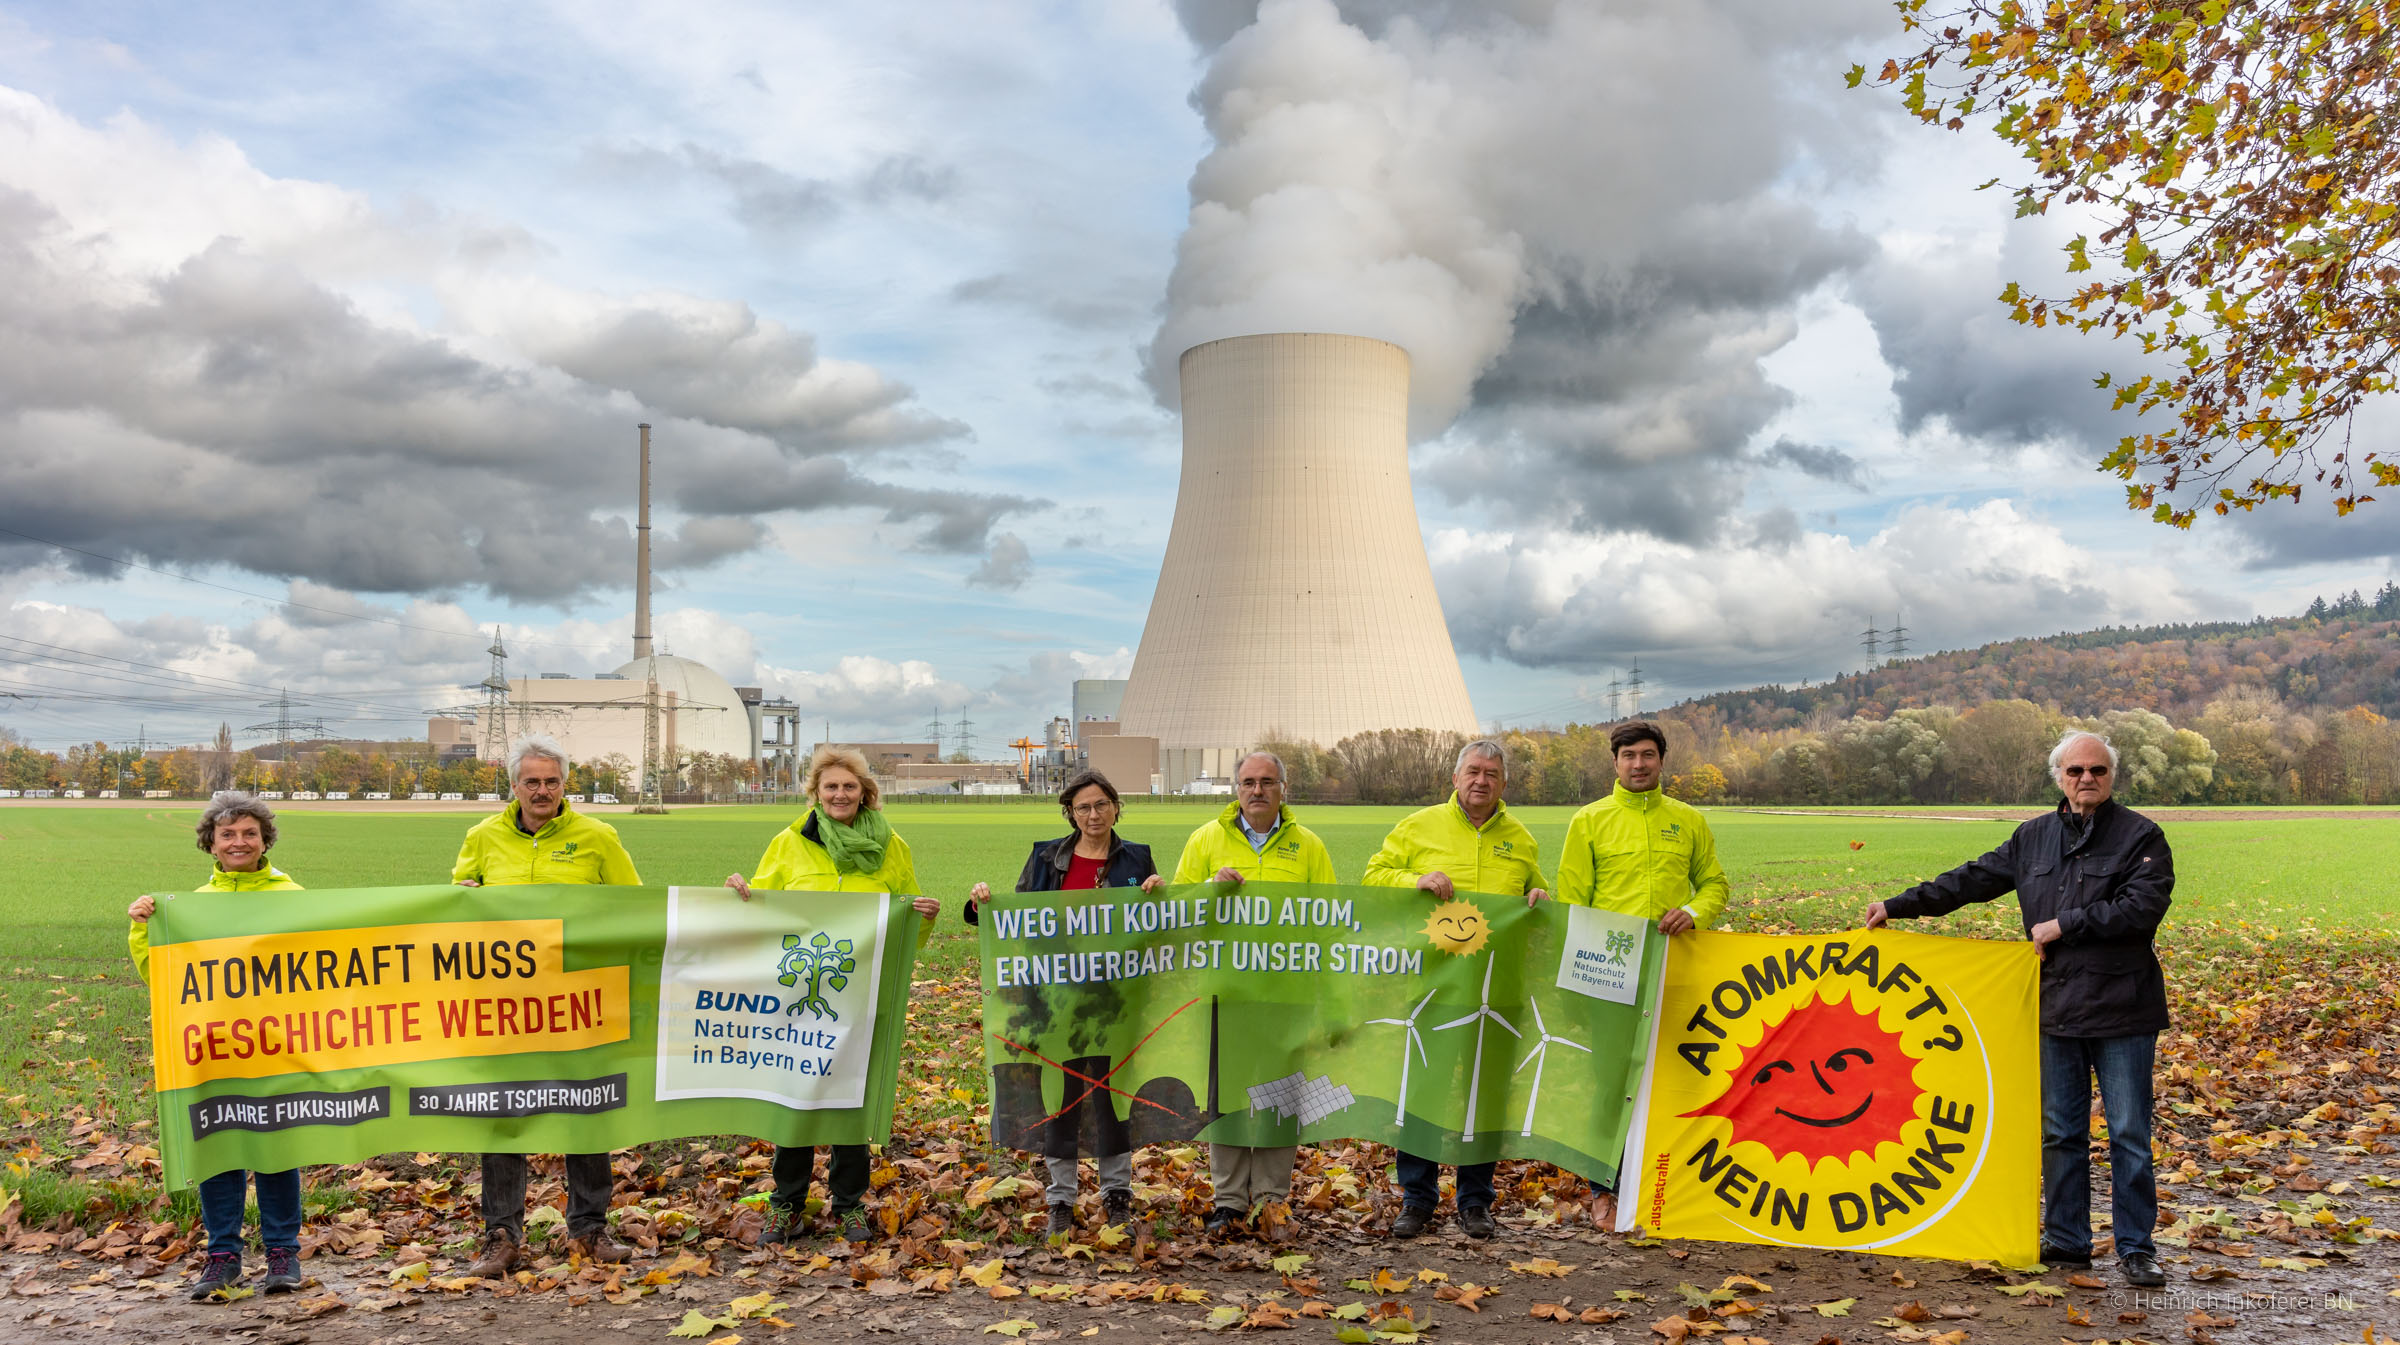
[126, 792, 305, 1302]
[724, 745, 939, 1246]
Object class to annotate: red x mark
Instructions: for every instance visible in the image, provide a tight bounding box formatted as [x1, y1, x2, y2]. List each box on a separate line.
[992, 995, 1202, 1136]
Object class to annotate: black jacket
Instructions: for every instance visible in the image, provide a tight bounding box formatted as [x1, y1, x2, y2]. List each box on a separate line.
[964, 833, 1157, 923]
[1884, 798, 2174, 1038]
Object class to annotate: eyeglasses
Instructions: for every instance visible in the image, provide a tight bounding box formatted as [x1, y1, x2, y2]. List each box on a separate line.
[2062, 765, 2110, 778]
[1070, 802, 1117, 817]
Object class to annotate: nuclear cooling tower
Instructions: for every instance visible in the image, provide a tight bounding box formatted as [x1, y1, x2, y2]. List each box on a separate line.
[1118, 332, 1480, 785]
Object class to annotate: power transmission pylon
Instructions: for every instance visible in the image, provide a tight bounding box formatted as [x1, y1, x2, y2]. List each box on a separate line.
[243, 689, 328, 791]
[1605, 677, 1623, 720]
[634, 657, 668, 814]
[1860, 621, 1881, 665]
[956, 712, 975, 760]
[1887, 617, 1909, 661]
[926, 708, 945, 758]
[479, 629, 511, 762]
[1626, 664, 1644, 717]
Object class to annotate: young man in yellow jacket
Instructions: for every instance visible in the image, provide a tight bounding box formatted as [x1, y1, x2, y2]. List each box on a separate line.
[1553, 721, 1729, 1225]
[1361, 739, 1548, 1240]
[1172, 751, 1335, 1235]
[451, 734, 642, 1275]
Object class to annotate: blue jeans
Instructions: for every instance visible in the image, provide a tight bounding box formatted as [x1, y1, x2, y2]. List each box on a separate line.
[2041, 1033, 2156, 1260]
[1396, 1151, 1494, 1213]
[199, 1168, 301, 1256]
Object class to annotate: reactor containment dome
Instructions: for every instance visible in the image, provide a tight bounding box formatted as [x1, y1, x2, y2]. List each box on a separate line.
[1117, 332, 1479, 787]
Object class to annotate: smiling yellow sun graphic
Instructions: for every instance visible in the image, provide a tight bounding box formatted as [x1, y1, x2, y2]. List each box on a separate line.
[1422, 899, 1490, 956]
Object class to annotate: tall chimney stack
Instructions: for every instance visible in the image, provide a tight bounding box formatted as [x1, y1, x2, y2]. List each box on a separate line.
[633, 423, 653, 661]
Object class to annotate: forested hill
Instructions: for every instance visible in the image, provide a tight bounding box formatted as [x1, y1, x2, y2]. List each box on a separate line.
[1673, 591, 2400, 734]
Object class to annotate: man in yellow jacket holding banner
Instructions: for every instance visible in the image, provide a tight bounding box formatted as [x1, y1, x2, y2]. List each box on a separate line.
[1363, 738, 1547, 1240]
[1555, 720, 1728, 1224]
[451, 734, 642, 1275]
[1172, 750, 1335, 1236]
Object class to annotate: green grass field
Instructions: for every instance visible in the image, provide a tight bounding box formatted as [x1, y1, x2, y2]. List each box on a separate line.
[3, 798, 2392, 1212]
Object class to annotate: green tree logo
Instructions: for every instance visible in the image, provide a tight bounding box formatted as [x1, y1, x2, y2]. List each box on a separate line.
[776, 932, 856, 1021]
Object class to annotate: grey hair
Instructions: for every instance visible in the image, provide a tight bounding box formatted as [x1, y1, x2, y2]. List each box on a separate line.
[1236, 750, 1285, 783]
[1455, 738, 1508, 773]
[2047, 729, 2119, 782]
[195, 790, 278, 854]
[506, 732, 570, 783]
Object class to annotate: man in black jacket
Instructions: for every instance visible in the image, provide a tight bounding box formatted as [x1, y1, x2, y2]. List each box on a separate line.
[1864, 730, 2172, 1288]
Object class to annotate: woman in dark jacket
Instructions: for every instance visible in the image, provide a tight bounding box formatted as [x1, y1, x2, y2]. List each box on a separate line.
[967, 770, 1162, 1231]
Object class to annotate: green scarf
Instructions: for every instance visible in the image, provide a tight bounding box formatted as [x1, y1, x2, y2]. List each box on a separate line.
[814, 805, 892, 876]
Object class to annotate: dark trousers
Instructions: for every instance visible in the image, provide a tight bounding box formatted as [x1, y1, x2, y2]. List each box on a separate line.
[481, 1152, 613, 1239]
[198, 1168, 301, 1256]
[1396, 1151, 1495, 1213]
[772, 1143, 871, 1214]
[2041, 1032, 2157, 1260]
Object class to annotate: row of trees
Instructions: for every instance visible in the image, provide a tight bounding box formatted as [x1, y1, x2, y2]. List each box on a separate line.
[1262, 688, 2400, 808]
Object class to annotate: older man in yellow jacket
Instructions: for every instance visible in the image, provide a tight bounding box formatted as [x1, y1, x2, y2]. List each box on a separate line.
[452, 734, 642, 1276]
[1362, 739, 1548, 1240]
[1554, 721, 1728, 1225]
[1172, 751, 1334, 1236]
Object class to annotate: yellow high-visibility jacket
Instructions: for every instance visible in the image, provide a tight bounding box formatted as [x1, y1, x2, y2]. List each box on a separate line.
[1554, 783, 1729, 927]
[1171, 802, 1337, 885]
[450, 801, 641, 887]
[128, 863, 302, 984]
[1361, 795, 1546, 896]
[747, 809, 930, 946]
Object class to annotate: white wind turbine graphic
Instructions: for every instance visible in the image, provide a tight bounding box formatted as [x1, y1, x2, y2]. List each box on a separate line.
[1433, 957, 1520, 1141]
[1514, 999, 1591, 1137]
[1367, 987, 1439, 1124]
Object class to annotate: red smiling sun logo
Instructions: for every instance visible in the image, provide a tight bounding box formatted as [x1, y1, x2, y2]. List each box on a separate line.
[1681, 992, 1926, 1167]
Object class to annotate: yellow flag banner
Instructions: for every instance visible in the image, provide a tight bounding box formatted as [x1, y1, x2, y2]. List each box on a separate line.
[1619, 928, 2040, 1264]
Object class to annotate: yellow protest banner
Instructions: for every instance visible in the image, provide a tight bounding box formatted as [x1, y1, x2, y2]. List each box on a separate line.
[148, 919, 629, 1092]
[1621, 928, 2039, 1264]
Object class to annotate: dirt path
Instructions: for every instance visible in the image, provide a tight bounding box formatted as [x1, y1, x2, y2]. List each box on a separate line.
[8, 1168, 2393, 1345]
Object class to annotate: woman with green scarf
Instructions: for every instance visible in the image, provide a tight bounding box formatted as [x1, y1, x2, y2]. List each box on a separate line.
[725, 744, 939, 1246]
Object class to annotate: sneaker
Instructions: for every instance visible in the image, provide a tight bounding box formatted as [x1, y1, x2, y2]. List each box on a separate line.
[466, 1229, 520, 1279]
[2120, 1251, 2166, 1288]
[1390, 1206, 1433, 1239]
[763, 1202, 807, 1246]
[1204, 1206, 1245, 1238]
[834, 1207, 875, 1245]
[1046, 1203, 1075, 1237]
[2039, 1242, 2092, 1268]
[259, 1246, 303, 1293]
[1457, 1205, 1497, 1240]
[188, 1251, 244, 1301]
[1101, 1189, 1134, 1226]
[567, 1228, 633, 1264]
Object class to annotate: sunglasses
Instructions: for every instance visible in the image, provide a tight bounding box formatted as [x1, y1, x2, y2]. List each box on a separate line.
[2062, 765, 2110, 778]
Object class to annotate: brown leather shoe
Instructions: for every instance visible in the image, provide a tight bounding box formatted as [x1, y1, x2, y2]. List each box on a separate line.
[466, 1230, 519, 1278]
[567, 1228, 633, 1264]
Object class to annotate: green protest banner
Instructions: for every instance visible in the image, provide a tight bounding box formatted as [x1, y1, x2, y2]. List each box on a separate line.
[977, 884, 1662, 1183]
[145, 884, 918, 1187]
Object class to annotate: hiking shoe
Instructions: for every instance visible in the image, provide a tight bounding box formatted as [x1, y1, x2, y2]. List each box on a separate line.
[1204, 1206, 1245, 1238]
[2040, 1242, 2092, 1267]
[1390, 1206, 1433, 1239]
[466, 1229, 520, 1278]
[567, 1228, 632, 1264]
[259, 1246, 303, 1293]
[834, 1207, 875, 1244]
[2121, 1251, 2166, 1288]
[188, 1251, 244, 1301]
[1457, 1205, 1497, 1240]
[763, 1202, 807, 1246]
[1046, 1203, 1075, 1237]
[1101, 1189, 1134, 1226]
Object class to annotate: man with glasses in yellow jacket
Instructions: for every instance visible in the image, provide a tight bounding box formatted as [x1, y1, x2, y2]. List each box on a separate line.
[1555, 720, 1729, 1225]
[451, 733, 642, 1275]
[1362, 739, 1548, 1241]
[1172, 751, 1335, 1236]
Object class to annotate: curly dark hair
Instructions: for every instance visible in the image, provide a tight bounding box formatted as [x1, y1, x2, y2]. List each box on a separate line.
[1056, 769, 1122, 819]
[195, 791, 279, 855]
[1608, 721, 1668, 758]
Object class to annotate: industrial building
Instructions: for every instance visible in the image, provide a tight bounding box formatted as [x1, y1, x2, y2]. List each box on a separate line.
[1114, 333, 1480, 790]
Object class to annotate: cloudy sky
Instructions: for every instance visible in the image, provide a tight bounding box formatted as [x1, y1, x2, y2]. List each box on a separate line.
[3, 0, 2393, 753]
